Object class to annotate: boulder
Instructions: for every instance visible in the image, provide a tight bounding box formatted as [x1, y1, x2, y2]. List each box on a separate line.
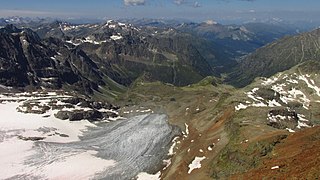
[54, 111, 70, 120]
[68, 111, 85, 121]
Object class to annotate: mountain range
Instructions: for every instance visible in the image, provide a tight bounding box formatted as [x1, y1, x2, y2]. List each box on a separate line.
[0, 17, 320, 179]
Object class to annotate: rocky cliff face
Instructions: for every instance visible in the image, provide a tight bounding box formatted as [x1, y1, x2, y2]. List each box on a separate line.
[0, 22, 218, 95]
[0, 25, 104, 94]
[41, 21, 215, 86]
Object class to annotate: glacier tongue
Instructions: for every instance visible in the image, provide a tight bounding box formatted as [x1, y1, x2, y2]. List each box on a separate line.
[0, 92, 180, 179]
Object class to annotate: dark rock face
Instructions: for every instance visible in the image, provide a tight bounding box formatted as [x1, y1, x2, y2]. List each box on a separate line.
[61, 97, 117, 110]
[52, 97, 119, 121]
[53, 97, 119, 121]
[267, 109, 299, 129]
[54, 110, 105, 121]
[0, 23, 219, 94]
[255, 88, 281, 102]
[0, 25, 102, 94]
[18, 135, 45, 141]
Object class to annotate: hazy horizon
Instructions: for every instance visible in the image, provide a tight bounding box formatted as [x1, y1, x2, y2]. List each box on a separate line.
[1, 0, 320, 24]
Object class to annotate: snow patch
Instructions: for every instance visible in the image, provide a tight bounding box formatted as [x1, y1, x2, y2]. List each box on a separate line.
[185, 123, 189, 135]
[41, 150, 115, 179]
[261, 76, 279, 86]
[235, 103, 248, 111]
[188, 156, 206, 174]
[110, 35, 123, 41]
[136, 172, 160, 180]
[286, 128, 295, 133]
[267, 99, 282, 107]
[168, 137, 179, 155]
[298, 75, 320, 97]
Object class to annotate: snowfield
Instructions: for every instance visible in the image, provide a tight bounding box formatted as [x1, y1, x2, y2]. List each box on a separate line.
[0, 92, 115, 179]
[0, 91, 180, 179]
[235, 71, 320, 130]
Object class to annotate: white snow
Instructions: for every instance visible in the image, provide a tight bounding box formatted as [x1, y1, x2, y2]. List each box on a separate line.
[235, 103, 248, 111]
[268, 114, 288, 123]
[188, 156, 206, 174]
[286, 78, 298, 84]
[0, 139, 35, 179]
[298, 114, 309, 122]
[162, 159, 171, 170]
[297, 114, 310, 129]
[0, 84, 12, 90]
[246, 91, 260, 102]
[252, 88, 259, 93]
[136, 172, 160, 180]
[298, 75, 320, 97]
[41, 150, 115, 179]
[267, 99, 282, 107]
[261, 76, 279, 86]
[185, 123, 189, 135]
[199, 149, 204, 153]
[168, 137, 179, 155]
[108, 116, 126, 121]
[0, 100, 95, 143]
[139, 109, 152, 113]
[251, 102, 268, 107]
[110, 35, 123, 41]
[31, 105, 39, 111]
[287, 88, 310, 109]
[108, 24, 116, 28]
[271, 166, 279, 170]
[118, 22, 126, 27]
[66, 40, 81, 46]
[286, 128, 295, 133]
[0, 95, 116, 179]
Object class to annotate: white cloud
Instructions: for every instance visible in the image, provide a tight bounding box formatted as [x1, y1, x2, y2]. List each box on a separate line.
[173, 0, 200, 8]
[124, 0, 146, 6]
[0, 9, 80, 17]
[173, 0, 186, 5]
[193, 1, 201, 7]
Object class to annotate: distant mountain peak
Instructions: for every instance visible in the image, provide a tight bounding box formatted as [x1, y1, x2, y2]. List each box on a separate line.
[205, 20, 218, 25]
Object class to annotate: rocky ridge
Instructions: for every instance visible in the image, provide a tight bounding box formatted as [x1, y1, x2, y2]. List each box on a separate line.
[229, 28, 320, 87]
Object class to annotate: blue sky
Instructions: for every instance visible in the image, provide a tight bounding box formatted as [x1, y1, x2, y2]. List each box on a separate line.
[0, 0, 319, 22]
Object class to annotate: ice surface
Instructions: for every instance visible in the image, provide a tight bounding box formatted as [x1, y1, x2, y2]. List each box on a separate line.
[0, 92, 179, 179]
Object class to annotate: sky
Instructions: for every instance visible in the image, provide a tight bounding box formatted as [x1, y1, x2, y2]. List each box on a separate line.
[0, 0, 320, 23]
